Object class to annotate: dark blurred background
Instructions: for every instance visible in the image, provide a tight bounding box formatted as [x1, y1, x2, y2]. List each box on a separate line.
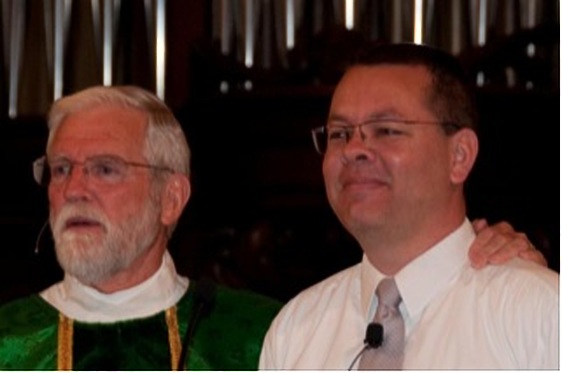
[0, 0, 559, 304]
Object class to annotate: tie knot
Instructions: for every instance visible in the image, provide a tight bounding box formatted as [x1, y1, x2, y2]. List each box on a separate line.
[376, 278, 401, 308]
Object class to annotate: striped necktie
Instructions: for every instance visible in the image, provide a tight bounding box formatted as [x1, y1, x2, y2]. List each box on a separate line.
[359, 277, 405, 370]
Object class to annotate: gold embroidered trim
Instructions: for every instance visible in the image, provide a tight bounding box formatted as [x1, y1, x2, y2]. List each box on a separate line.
[56, 307, 181, 370]
[57, 313, 73, 370]
[166, 306, 182, 370]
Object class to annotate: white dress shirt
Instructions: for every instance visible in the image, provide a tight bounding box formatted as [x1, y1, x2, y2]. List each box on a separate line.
[259, 219, 559, 369]
[40, 250, 188, 322]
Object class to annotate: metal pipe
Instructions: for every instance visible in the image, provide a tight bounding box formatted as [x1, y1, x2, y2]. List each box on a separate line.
[523, 0, 537, 28]
[91, 0, 101, 65]
[113, 0, 121, 46]
[451, 0, 462, 54]
[392, 0, 402, 43]
[220, 0, 231, 55]
[43, 0, 53, 89]
[243, 0, 254, 68]
[344, 0, 354, 30]
[155, 0, 166, 99]
[103, 0, 113, 86]
[144, 0, 154, 60]
[53, 0, 65, 100]
[1, 0, 10, 72]
[424, 0, 435, 44]
[502, 0, 517, 36]
[477, 0, 487, 46]
[413, 0, 424, 44]
[285, 0, 295, 49]
[8, 0, 25, 118]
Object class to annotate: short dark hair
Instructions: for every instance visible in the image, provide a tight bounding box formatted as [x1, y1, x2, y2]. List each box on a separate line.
[349, 43, 478, 133]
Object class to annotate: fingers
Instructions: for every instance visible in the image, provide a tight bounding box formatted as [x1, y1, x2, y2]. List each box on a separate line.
[468, 220, 531, 269]
[471, 218, 488, 233]
[484, 232, 530, 265]
[468, 223, 496, 269]
[469, 219, 548, 269]
[518, 246, 548, 267]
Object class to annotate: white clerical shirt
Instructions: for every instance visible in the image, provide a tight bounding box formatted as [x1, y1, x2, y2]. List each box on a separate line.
[40, 250, 188, 322]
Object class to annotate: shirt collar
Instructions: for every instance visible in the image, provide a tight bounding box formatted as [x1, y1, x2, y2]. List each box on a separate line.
[359, 218, 475, 320]
[40, 250, 189, 322]
[360, 254, 384, 319]
[396, 218, 475, 319]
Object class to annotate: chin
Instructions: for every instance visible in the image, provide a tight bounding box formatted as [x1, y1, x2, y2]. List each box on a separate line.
[55, 241, 116, 286]
[340, 203, 387, 230]
[56, 231, 105, 262]
[59, 231, 103, 250]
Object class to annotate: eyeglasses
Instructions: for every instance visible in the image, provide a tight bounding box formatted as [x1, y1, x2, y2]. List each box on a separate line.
[311, 119, 460, 154]
[32, 155, 174, 187]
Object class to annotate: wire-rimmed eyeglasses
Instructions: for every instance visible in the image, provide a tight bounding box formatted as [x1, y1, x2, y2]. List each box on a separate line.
[310, 119, 460, 154]
[32, 155, 175, 187]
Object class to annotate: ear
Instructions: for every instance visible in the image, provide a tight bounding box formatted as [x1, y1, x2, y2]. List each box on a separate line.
[449, 128, 478, 184]
[160, 173, 191, 226]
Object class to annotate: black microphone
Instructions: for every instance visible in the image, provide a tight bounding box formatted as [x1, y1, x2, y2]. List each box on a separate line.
[347, 322, 384, 370]
[177, 278, 216, 370]
[34, 219, 50, 254]
[365, 322, 383, 348]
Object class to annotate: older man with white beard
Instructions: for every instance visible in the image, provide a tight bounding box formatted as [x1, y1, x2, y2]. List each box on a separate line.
[0, 85, 282, 370]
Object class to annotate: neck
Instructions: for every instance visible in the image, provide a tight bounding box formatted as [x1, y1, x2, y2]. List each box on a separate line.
[92, 237, 168, 294]
[359, 205, 466, 276]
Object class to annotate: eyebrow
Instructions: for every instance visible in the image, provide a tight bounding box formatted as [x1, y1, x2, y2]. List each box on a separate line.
[48, 153, 125, 163]
[365, 109, 404, 121]
[327, 108, 405, 126]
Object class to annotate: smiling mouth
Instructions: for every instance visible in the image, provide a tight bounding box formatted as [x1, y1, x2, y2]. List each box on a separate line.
[343, 178, 389, 190]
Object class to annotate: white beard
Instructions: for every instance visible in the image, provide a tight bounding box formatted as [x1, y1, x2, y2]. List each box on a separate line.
[50, 197, 161, 286]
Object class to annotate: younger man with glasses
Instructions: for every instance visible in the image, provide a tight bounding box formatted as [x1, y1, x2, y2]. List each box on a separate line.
[260, 43, 558, 369]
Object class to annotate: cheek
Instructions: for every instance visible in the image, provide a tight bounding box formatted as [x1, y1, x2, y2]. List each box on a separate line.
[122, 181, 162, 219]
[322, 156, 340, 193]
[48, 186, 64, 213]
[111, 189, 152, 219]
[399, 147, 451, 189]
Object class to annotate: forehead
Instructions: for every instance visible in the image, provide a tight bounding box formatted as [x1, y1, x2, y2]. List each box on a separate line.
[330, 64, 433, 120]
[49, 105, 148, 158]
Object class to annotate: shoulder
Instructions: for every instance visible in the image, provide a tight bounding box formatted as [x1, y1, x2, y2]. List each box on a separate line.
[281, 263, 359, 316]
[456, 258, 559, 324]
[177, 282, 283, 337]
[259, 264, 360, 369]
[469, 259, 559, 368]
[0, 295, 59, 369]
[494, 259, 558, 310]
[178, 284, 282, 370]
[0, 294, 58, 329]
[464, 258, 558, 297]
[267, 263, 360, 335]
[214, 285, 283, 321]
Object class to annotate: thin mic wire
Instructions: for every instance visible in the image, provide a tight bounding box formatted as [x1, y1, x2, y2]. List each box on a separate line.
[348, 345, 369, 370]
[34, 219, 50, 254]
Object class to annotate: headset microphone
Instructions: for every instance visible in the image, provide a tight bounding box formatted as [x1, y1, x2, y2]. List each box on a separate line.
[34, 219, 50, 254]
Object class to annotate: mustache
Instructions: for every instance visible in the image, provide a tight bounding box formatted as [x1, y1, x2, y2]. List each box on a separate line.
[51, 204, 108, 235]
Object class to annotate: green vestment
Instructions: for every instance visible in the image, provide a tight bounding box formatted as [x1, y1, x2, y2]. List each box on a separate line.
[0, 283, 281, 370]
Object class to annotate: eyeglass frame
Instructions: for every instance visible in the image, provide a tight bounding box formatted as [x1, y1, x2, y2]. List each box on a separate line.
[310, 119, 461, 155]
[32, 155, 175, 187]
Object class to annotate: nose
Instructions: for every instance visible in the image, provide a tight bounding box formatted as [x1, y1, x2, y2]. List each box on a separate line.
[60, 165, 92, 201]
[341, 126, 373, 163]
